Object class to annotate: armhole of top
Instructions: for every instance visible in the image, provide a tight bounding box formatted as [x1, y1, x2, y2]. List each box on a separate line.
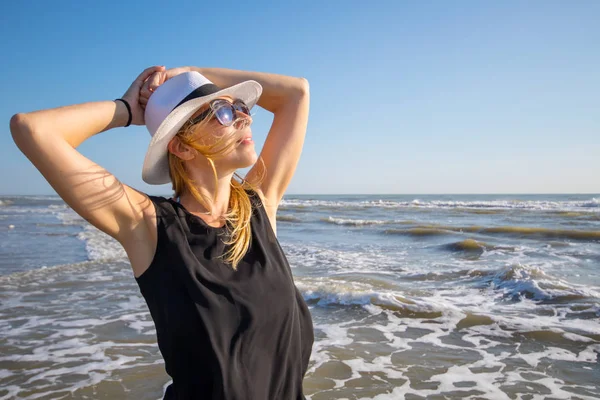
[135, 195, 166, 283]
[245, 188, 279, 243]
[247, 189, 268, 223]
[246, 188, 264, 210]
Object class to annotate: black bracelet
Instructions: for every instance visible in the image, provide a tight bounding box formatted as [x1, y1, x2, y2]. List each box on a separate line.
[115, 98, 132, 127]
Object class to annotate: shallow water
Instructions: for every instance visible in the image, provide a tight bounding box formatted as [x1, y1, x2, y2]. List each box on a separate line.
[1, 194, 599, 399]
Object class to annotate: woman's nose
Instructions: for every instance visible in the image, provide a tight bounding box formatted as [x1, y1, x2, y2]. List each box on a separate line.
[234, 114, 252, 129]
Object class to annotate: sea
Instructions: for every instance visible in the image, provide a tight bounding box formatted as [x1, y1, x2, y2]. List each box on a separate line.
[1, 193, 599, 400]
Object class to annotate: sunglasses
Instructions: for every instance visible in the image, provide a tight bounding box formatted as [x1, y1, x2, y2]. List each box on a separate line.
[189, 98, 251, 127]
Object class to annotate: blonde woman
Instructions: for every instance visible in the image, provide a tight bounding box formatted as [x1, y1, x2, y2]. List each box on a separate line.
[10, 65, 314, 399]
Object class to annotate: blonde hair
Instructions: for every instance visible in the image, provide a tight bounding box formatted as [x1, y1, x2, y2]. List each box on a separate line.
[167, 107, 266, 270]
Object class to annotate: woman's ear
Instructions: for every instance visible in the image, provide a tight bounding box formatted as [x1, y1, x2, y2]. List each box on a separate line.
[167, 136, 196, 161]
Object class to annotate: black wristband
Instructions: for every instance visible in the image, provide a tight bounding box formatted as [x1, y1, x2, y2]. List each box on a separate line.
[115, 98, 132, 127]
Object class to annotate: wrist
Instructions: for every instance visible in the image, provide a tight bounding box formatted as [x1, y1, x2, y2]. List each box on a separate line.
[113, 100, 130, 128]
[114, 99, 132, 127]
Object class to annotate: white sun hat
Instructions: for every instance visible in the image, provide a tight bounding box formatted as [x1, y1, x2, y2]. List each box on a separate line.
[142, 71, 262, 185]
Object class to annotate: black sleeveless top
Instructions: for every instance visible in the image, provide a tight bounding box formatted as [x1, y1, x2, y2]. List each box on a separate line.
[134, 190, 314, 400]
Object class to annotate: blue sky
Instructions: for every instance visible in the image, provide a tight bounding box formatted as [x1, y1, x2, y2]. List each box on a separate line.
[1, 1, 598, 195]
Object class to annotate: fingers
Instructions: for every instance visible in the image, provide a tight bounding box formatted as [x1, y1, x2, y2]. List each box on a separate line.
[164, 66, 191, 80]
[136, 66, 190, 110]
[142, 71, 165, 93]
[133, 66, 165, 89]
[139, 71, 164, 106]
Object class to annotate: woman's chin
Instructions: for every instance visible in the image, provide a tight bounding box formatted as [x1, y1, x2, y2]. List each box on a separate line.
[232, 153, 258, 170]
[244, 153, 259, 168]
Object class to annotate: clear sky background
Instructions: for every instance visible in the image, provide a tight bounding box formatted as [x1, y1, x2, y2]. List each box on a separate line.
[1, 1, 598, 195]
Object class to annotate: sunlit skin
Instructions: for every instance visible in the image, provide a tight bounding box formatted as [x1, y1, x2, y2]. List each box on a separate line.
[166, 95, 257, 222]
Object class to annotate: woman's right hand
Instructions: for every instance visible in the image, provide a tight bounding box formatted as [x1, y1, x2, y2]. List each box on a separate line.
[121, 65, 165, 125]
[138, 66, 194, 110]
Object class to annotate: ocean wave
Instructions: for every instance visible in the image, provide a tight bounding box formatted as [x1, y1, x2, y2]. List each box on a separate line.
[280, 197, 600, 213]
[385, 227, 451, 237]
[321, 216, 418, 227]
[322, 216, 389, 226]
[295, 262, 600, 311]
[0, 259, 116, 287]
[18, 195, 61, 200]
[443, 239, 491, 252]
[51, 208, 126, 261]
[407, 199, 600, 211]
[77, 225, 127, 262]
[296, 278, 446, 318]
[55, 213, 87, 227]
[399, 262, 600, 303]
[283, 243, 404, 273]
[439, 239, 516, 259]
[581, 197, 600, 208]
[48, 204, 69, 210]
[276, 215, 302, 223]
[481, 263, 600, 302]
[384, 225, 600, 242]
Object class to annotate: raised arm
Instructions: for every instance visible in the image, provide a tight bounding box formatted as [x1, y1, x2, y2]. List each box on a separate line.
[9, 66, 163, 248]
[140, 67, 310, 209]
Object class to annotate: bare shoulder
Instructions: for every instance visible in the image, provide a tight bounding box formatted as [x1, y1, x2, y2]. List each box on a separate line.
[117, 186, 159, 279]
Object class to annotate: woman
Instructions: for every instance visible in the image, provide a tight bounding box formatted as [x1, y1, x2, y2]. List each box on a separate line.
[10, 65, 314, 399]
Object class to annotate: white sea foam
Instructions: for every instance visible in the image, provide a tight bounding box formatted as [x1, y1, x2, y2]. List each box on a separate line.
[52, 206, 128, 261]
[77, 225, 127, 261]
[487, 263, 600, 301]
[516, 345, 600, 368]
[280, 197, 600, 213]
[295, 268, 600, 332]
[47, 204, 68, 210]
[0, 370, 14, 379]
[563, 332, 596, 342]
[305, 281, 600, 399]
[283, 242, 406, 274]
[0, 256, 164, 399]
[19, 196, 61, 200]
[323, 216, 391, 226]
[582, 197, 599, 208]
[55, 208, 85, 225]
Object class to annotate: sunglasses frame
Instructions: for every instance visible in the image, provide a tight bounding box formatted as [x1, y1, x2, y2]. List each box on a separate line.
[189, 98, 250, 127]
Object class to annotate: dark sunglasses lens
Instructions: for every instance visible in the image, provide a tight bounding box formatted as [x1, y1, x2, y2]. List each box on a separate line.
[234, 100, 250, 115]
[214, 103, 235, 126]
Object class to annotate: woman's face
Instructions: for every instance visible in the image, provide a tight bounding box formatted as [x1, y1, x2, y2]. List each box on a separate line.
[189, 96, 258, 171]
